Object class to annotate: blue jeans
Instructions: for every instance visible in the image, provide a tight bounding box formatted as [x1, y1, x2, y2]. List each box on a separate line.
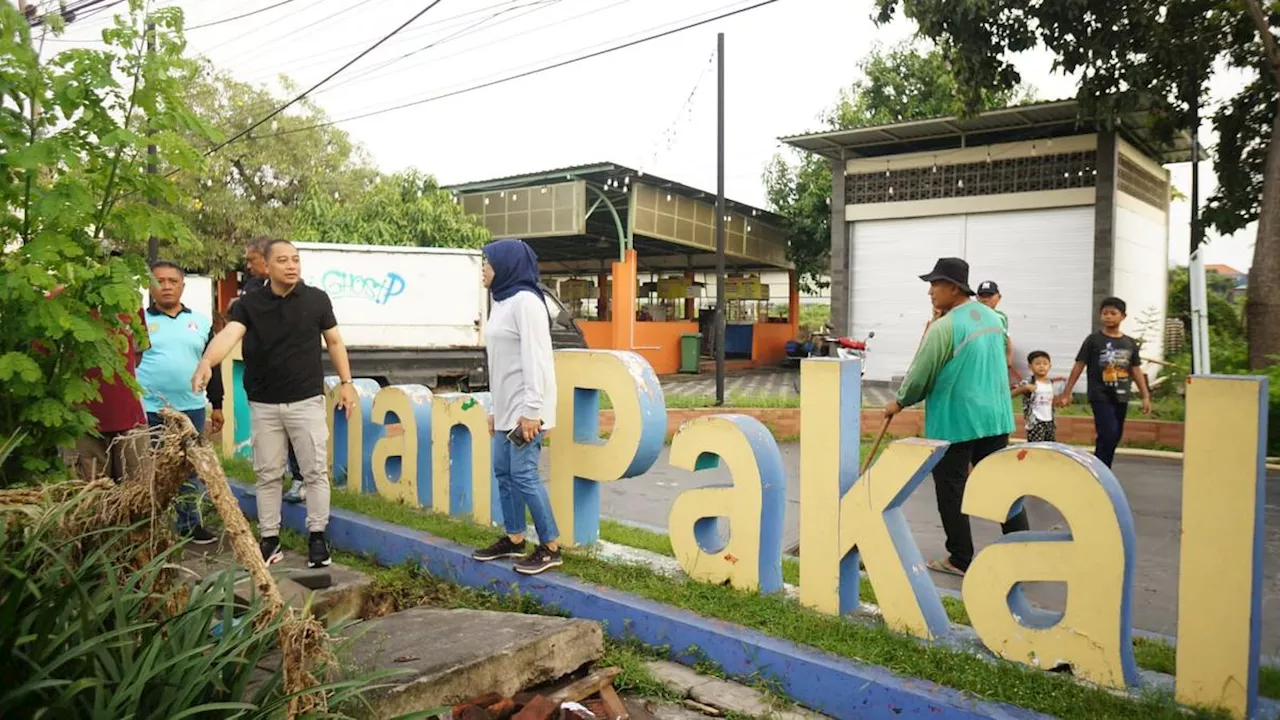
[493, 430, 558, 543]
[147, 409, 206, 534]
[1090, 398, 1128, 468]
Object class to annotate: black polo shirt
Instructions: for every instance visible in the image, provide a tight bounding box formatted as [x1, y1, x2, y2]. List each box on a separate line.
[228, 281, 337, 404]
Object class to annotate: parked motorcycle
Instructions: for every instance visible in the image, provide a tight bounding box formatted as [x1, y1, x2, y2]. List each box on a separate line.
[791, 329, 874, 393]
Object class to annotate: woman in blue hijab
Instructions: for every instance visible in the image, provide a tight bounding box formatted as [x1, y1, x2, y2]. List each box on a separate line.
[472, 239, 562, 575]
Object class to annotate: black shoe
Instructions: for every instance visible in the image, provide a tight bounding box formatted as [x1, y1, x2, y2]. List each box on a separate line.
[472, 536, 528, 562]
[186, 526, 217, 545]
[260, 536, 283, 565]
[514, 544, 563, 576]
[308, 532, 331, 569]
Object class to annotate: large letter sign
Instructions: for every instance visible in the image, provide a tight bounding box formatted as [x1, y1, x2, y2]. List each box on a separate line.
[668, 415, 786, 594]
[327, 377, 380, 493]
[432, 392, 499, 526]
[548, 350, 665, 546]
[369, 385, 433, 507]
[798, 358, 951, 640]
[216, 340, 1270, 719]
[1176, 376, 1269, 719]
[961, 445, 1138, 687]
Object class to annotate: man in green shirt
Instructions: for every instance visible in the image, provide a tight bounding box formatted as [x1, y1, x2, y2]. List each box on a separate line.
[976, 280, 1020, 386]
[884, 258, 1029, 577]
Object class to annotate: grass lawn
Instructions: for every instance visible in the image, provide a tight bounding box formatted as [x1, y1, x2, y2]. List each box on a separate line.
[224, 455, 1233, 719]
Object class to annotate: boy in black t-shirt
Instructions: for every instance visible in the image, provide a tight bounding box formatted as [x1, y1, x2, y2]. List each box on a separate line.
[1058, 297, 1153, 467]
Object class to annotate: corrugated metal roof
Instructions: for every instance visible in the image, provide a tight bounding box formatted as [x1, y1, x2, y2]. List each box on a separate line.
[780, 99, 1193, 164]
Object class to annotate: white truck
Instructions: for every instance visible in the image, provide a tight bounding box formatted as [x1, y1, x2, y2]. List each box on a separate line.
[293, 242, 585, 390]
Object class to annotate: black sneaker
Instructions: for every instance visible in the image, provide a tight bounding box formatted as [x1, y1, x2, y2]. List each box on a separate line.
[260, 536, 283, 565]
[307, 532, 331, 569]
[472, 536, 528, 562]
[187, 526, 217, 545]
[514, 544, 562, 576]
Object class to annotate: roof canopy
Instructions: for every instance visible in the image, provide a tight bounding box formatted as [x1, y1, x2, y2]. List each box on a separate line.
[780, 99, 1193, 164]
[445, 162, 792, 272]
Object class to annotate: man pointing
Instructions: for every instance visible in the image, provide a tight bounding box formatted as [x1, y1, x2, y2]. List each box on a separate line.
[193, 238, 358, 569]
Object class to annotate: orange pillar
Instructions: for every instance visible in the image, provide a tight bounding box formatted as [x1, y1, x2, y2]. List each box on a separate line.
[684, 269, 696, 319]
[597, 271, 610, 322]
[788, 270, 801, 337]
[611, 249, 637, 352]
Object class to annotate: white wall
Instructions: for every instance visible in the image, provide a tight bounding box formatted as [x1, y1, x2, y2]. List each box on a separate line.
[965, 207, 1096, 382]
[848, 215, 966, 382]
[1113, 201, 1170, 370]
[848, 207, 1095, 384]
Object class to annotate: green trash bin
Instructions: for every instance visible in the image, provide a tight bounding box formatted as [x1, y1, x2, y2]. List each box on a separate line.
[680, 333, 702, 374]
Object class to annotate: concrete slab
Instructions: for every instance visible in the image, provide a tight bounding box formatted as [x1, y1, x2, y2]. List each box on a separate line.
[646, 661, 712, 696]
[344, 606, 604, 719]
[179, 538, 370, 625]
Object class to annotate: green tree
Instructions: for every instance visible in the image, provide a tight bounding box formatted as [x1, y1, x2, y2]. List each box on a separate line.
[163, 65, 376, 273]
[873, 0, 1280, 369]
[294, 169, 490, 248]
[1167, 265, 1243, 341]
[0, 1, 210, 482]
[763, 41, 1031, 292]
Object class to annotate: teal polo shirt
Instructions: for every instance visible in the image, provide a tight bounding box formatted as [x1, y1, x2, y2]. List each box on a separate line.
[137, 305, 221, 413]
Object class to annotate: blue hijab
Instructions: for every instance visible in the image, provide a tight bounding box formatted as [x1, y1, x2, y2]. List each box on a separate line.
[483, 238, 542, 302]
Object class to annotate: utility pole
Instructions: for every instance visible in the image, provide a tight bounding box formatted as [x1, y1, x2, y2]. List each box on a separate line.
[1187, 55, 1211, 374]
[146, 21, 159, 265]
[714, 32, 726, 406]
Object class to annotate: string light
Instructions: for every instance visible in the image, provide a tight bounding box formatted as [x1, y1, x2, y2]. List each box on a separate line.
[666, 193, 672, 202]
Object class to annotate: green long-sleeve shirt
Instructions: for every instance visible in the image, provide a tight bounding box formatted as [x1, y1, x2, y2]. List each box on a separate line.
[896, 301, 1015, 443]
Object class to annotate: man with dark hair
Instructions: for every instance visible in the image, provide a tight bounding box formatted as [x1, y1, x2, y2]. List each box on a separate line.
[1058, 296, 1153, 467]
[236, 236, 304, 503]
[976, 280, 1020, 385]
[137, 260, 223, 544]
[884, 257, 1029, 577]
[194, 239, 358, 569]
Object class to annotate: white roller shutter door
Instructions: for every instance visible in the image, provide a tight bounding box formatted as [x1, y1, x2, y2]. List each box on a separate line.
[848, 207, 1094, 384]
[963, 207, 1095, 382]
[849, 215, 965, 382]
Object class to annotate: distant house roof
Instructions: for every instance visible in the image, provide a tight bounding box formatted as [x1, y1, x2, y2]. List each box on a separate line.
[1205, 264, 1244, 276]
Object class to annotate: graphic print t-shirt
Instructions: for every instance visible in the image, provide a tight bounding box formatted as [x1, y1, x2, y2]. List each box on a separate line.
[1024, 378, 1056, 423]
[1075, 332, 1141, 403]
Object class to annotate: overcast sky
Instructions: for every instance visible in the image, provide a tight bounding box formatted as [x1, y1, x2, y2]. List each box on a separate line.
[39, 0, 1260, 272]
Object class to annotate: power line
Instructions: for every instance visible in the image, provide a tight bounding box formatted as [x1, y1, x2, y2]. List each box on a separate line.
[191, 0, 343, 57]
[307, 0, 638, 99]
[247, 0, 781, 141]
[232, 0, 634, 121]
[314, 0, 563, 96]
[187, 0, 298, 31]
[233, 0, 530, 83]
[205, 0, 447, 156]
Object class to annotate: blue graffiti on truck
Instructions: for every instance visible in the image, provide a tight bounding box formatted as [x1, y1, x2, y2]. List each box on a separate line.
[320, 270, 407, 305]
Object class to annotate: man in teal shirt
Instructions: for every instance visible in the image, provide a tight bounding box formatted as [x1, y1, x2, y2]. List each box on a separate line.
[884, 258, 1029, 577]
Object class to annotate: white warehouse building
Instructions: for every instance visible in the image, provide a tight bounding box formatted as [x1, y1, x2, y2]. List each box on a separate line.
[781, 100, 1191, 385]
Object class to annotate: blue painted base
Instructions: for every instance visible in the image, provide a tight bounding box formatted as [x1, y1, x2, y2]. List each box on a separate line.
[230, 483, 1050, 720]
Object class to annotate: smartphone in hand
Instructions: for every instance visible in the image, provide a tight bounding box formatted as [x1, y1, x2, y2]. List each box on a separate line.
[507, 426, 530, 449]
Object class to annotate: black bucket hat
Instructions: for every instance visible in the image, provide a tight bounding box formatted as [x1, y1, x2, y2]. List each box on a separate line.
[919, 257, 974, 296]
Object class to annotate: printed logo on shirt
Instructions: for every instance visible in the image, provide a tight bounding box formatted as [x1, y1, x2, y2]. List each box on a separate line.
[1098, 342, 1133, 389]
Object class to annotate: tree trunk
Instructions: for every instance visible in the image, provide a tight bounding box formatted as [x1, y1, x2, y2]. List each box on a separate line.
[1247, 100, 1280, 369]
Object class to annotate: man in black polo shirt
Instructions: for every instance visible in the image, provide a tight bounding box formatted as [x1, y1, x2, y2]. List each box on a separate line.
[193, 238, 359, 568]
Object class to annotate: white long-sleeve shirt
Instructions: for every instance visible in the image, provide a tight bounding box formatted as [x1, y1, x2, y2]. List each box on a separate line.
[484, 291, 558, 432]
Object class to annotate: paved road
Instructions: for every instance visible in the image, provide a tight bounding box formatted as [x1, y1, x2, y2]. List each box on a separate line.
[541, 446, 1280, 653]
[660, 369, 895, 405]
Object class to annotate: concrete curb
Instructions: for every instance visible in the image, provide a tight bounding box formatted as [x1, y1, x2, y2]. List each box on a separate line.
[1007, 438, 1280, 471]
[229, 482, 1051, 720]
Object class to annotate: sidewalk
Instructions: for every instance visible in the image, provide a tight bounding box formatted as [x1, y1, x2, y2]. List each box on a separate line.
[541, 445, 1280, 654]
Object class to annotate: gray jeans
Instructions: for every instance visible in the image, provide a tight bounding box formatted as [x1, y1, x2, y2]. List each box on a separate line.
[250, 395, 330, 535]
